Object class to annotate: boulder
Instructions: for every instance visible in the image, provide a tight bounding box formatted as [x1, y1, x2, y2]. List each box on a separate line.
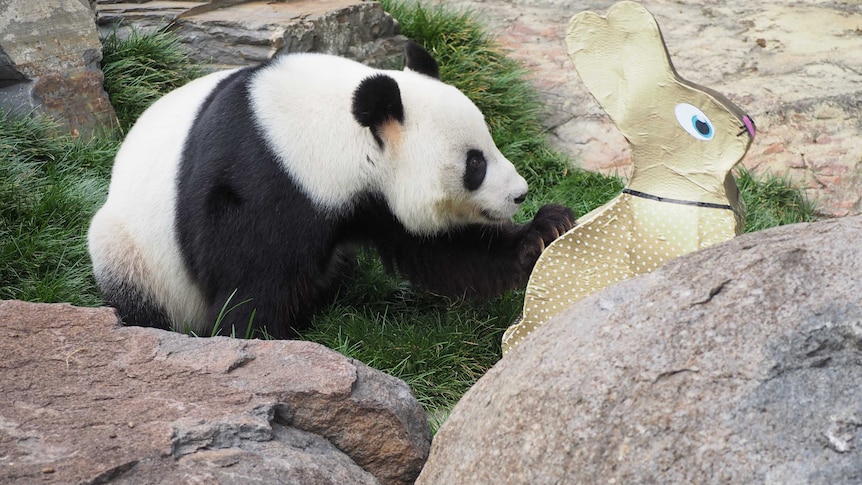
[96, 0, 405, 68]
[0, 0, 117, 137]
[418, 215, 862, 484]
[0, 300, 431, 485]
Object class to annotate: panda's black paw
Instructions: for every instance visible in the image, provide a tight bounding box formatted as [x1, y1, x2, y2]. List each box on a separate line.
[518, 204, 576, 268]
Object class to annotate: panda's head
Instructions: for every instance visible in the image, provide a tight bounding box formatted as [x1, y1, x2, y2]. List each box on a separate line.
[352, 41, 529, 235]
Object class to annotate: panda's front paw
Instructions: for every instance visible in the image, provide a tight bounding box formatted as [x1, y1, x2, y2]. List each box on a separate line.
[518, 204, 576, 268]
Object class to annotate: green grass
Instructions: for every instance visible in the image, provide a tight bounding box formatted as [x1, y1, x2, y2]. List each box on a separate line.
[0, 2, 817, 433]
[0, 111, 116, 305]
[101, 27, 202, 133]
[736, 167, 818, 232]
[302, 251, 524, 430]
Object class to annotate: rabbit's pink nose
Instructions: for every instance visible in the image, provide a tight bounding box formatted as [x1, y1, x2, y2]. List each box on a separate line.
[743, 115, 756, 138]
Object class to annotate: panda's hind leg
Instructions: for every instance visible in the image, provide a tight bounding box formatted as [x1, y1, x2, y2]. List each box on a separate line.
[201, 247, 356, 340]
[204, 281, 315, 340]
[88, 210, 173, 330]
[101, 277, 174, 330]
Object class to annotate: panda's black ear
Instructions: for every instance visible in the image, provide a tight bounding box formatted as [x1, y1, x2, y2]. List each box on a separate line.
[404, 40, 440, 79]
[352, 74, 404, 148]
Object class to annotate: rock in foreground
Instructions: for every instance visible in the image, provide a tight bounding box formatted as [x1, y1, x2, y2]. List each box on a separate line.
[419, 216, 862, 484]
[0, 301, 431, 485]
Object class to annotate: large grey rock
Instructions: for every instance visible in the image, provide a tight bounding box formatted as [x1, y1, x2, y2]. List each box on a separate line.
[0, 300, 431, 485]
[0, 0, 117, 136]
[97, 0, 404, 68]
[418, 216, 862, 484]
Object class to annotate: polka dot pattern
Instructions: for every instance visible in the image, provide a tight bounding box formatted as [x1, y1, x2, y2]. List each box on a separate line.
[502, 193, 742, 354]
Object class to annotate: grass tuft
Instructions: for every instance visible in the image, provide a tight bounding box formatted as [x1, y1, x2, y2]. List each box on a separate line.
[736, 167, 818, 232]
[302, 252, 522, 431]
[0, 111, 116, 305]
[101, 27, 202, 133]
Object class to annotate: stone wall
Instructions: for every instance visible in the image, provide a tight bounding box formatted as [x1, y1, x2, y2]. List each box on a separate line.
[96, 0, 406, 69]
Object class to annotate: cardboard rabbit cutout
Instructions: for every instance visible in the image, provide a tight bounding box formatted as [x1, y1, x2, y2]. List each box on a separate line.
[502, 1, 756, 354]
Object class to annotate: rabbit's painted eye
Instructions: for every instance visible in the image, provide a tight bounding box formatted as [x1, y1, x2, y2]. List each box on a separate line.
[675, 103, 714, 141]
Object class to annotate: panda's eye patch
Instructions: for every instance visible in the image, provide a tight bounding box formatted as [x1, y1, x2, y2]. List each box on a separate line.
[464, 149, 487, 192]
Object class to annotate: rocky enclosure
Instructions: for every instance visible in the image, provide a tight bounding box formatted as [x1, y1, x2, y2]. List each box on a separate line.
[2, 1, 861, 482]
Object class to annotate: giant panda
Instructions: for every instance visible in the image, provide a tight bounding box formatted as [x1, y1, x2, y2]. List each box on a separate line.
[88, 41, 575, 339]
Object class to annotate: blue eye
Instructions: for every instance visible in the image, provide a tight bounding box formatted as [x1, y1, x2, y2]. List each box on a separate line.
[675, 103, 714, 140]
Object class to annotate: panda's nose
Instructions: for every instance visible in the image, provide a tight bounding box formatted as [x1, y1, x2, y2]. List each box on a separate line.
[513, 192, 527, 205]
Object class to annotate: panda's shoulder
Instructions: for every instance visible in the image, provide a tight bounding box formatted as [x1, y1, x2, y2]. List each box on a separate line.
[262, 52, 371, 75]
[194, 64, 263, 119]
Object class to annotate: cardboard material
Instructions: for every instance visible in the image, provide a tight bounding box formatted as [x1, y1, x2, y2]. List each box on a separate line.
[502, 1, 755, 354]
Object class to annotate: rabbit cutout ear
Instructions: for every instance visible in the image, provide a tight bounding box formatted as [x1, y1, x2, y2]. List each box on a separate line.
[566, 1, 755, 205]
[566, 1, 676, 127]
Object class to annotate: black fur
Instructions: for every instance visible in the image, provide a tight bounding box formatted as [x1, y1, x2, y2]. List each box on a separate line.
[175, 64, 347, 338]
[371, 204, 574, 299]
[120, 49, 575, 339]
[103, 277, 174, 331]
[352, 74, 404, 148]
[404, 40, 440, 79]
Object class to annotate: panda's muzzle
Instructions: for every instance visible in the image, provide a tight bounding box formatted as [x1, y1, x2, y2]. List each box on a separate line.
[480, 206, 517, 223]
[477, 189, 528, 222]
[480, 209, 501, 221]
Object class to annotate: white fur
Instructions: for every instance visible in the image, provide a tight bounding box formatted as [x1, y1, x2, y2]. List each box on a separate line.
[250, 53, 527, 234]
